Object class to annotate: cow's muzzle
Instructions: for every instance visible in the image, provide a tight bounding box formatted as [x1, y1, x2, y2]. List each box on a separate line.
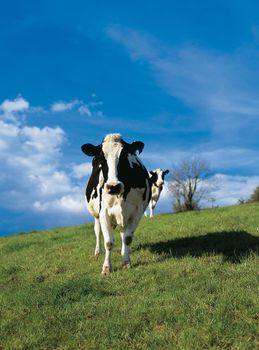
[104, 182, 124, 195]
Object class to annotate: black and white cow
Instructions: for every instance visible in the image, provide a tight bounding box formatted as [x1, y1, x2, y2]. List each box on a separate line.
[145, 169, 169, 218]
[81, 133, 151, 274]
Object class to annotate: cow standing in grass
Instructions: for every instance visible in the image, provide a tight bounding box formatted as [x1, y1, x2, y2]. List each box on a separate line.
[81, 134, 151, 274]
[145, 169, 169, 218]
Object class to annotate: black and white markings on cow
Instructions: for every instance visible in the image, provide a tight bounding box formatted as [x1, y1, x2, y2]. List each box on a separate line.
[82, 137, 151, 207]
[84, 157, 102, 202]
[81, 133, 151, 274]
[145, 168, 170, 218]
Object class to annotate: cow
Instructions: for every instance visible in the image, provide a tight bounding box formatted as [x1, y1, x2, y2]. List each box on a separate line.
[81, 133, 151, 274]
[145, 169, 169, 218]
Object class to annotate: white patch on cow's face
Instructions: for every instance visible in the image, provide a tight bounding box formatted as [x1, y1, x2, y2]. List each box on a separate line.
[102, 134, 124, 194]
[154, 168, 164, 187]
[102, 140, 123, 183]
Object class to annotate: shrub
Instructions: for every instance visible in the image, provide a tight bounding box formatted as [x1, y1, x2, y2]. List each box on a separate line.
[248, 186, 259, 203]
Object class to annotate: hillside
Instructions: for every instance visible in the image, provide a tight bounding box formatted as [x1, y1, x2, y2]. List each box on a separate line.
[1, 204, 259, 350]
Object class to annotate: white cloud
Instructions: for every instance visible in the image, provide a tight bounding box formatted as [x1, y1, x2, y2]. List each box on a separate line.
[78, 105, 92, 117]
[33, 194, 85, 214]
[208, 174, 259, 206]
[0, 120, 67, 208]
[72, 163, 92, 179]
[51, 100, 79, 112]
[0, 139, 8, 151]
[0, 100, 88, 221]
[50, 99, 104, 119]
[37, 171, 73, 196]
[0, 120, 19, 137]
[107, 25, 259, 140]
[0, 97, 29, 112]
[21, 125, 65, 153]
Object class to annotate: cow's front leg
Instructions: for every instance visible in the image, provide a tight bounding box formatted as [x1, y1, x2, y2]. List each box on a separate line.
[150, 200, 155, 218]
[94, 218, 101, 256]
[99, 209, 114, 275]
[121, 229, 133, 269]
[121, 210, 143, 268]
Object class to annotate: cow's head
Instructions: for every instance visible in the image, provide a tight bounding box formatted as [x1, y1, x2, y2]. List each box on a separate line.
[150, 168, 169, 188]
[81, 133, 144, 195]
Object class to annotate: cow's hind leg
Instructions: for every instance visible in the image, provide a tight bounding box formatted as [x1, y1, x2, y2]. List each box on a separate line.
[100, 209, 114, 275]
[94, 218, 102, 256]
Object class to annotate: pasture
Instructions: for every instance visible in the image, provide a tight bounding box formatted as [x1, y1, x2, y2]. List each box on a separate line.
[1, 204, 259, 349]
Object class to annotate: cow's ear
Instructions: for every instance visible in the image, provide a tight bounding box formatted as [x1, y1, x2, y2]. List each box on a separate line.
[150, 171, 155, 176]
[81, 144, 101, 157]
[164, 169, 170, 175]
[131, 141, 144, 154]
[122, 141, 144, 154]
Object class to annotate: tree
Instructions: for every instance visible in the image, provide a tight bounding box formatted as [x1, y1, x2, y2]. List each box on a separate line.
[248, 186, 259, 203]
[169, 157, 212, 212]
[237, 198, 246, 205]
[208, 197, 216, 208]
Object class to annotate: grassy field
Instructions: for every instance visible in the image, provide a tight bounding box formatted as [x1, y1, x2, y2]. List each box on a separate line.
[1, 204, 259, 350]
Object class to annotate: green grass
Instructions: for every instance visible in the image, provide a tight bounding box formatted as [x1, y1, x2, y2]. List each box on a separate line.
[1, 204, 259, 349]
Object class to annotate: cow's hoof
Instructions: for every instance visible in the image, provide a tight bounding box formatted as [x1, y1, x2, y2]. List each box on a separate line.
[94, 250, 101, 257]
[101, 266, 112, 275]
[122, 262, 131, 269]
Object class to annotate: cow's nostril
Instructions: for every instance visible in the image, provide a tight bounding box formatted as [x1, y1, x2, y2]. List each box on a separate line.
[105, 182, 124, 195]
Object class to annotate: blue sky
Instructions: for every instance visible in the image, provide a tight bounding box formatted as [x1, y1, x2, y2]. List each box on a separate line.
[1, 0, 259, 235]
